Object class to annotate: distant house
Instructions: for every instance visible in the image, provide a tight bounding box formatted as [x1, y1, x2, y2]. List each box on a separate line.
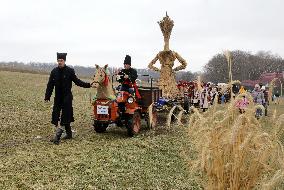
[259, 72, 283, 86]
[242, 72, 283, 90]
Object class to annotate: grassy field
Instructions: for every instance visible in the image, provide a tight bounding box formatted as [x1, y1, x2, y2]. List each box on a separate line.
[1, 70, 284, 189]
[0, 71, 199, 189]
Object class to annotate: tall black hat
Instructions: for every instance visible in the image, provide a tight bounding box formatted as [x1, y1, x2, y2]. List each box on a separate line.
[57, 52, 67, 61]
[123, 55, 131, 65]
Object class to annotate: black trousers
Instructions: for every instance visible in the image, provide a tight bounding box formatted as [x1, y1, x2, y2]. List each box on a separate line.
[120, 85, 134, 94]
[64, 123, 72, 136]
[51, 97, 74, 126]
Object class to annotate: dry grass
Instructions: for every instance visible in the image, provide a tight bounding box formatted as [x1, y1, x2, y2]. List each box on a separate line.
[187, 92, 284, 189]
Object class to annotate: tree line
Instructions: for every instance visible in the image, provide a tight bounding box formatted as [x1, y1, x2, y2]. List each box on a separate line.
[1, 50, 283, 83]
[202, 50, 284, 83]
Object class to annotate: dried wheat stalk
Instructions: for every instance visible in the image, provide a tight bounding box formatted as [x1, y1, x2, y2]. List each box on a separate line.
[147, 103, 154, 129]
[187, 93, 284, 189]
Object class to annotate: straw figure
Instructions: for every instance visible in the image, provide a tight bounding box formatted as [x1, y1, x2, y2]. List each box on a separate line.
[148, 13, 187, 98]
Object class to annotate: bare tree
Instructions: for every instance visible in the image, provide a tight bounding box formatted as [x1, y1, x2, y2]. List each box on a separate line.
[203, 50, 283, 83]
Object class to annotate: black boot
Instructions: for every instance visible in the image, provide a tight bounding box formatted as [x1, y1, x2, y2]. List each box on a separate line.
[62, 124, 72, 140]
[50, 128, 63, 145]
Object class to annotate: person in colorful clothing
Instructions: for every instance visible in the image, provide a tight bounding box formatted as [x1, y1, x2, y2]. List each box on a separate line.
[252, 84, 265, 118]
[239, 85, 246, 94]
[235, 86, 249, 113]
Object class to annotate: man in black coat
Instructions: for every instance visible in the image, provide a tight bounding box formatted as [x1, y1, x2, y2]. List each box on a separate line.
[117, 55, 138, 93]
[45, 53, 91, 145]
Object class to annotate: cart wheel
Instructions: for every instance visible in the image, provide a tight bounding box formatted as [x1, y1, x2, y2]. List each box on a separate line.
[94, 122, 108, 133]
[146, 107, 158, 129]
[126, 111, 141, 137]
[169, 106, 180, 122]
[171, 109, 177, 121]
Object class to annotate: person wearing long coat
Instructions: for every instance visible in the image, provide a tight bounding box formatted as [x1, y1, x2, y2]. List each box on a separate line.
[45, 53, 91, 144]
[200, 87, 209, 112]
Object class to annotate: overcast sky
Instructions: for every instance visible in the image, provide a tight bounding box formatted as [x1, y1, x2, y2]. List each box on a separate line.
[0, 0, 283, 72]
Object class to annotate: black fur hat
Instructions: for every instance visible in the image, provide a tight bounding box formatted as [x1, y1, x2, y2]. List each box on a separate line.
[123, 55, 131, 65]
[57, 52, 67, 61]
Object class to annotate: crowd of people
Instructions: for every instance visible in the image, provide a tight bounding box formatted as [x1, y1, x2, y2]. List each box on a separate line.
[177, 80, 271, 117]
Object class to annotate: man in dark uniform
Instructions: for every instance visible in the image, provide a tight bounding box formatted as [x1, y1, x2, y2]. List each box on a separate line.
[117, 55, 139, 96]
[44, 53, 92, 145]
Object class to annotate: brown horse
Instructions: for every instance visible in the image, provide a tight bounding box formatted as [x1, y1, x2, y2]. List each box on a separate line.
[91, 64, 115, 101]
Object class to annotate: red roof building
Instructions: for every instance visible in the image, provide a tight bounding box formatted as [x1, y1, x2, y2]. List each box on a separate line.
[242, 72, 284, 88]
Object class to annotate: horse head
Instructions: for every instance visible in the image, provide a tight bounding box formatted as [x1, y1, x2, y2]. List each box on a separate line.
[91, 64, 110, 88]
